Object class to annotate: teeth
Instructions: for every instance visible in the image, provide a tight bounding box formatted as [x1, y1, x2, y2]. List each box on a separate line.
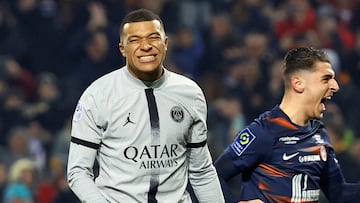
[138, 55, 156, 62]
[139, 55, 155, 60]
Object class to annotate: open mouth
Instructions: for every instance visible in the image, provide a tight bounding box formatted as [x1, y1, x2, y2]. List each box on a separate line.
[320, 96, 331, 111]
[321, 96, 331, 104]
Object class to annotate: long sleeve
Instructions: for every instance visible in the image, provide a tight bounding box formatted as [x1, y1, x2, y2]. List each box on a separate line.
[67, 93, 107, 202]
[321, 146, 360, 203]
[188, 144, 225, 203]
[67, 143, 107, 203]
[215, 147, 243, 203]
[186, 84, 225, 203]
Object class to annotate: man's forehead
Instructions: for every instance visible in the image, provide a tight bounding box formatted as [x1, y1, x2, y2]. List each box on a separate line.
[123, 20, 162, 34]
[314, 61, 334, 73]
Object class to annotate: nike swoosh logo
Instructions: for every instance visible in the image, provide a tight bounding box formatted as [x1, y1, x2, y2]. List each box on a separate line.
[282, 152, 299, 161]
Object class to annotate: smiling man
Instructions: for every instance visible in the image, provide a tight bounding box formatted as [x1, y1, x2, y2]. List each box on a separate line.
[67, 9, 224, 203]
[215, 47, 360, 203]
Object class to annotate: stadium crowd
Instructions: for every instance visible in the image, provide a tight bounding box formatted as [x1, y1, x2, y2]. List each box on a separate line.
[0, 0, 360, 202]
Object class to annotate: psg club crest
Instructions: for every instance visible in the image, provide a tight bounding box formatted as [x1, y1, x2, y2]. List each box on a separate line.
[170, 106, 184, 122]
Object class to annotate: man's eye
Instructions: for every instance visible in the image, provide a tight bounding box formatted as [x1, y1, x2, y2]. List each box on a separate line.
[129, 39, 139, 43]
[149, 36, 161, 40]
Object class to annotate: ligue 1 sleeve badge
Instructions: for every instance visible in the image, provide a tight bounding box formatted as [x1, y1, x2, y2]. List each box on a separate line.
[231, 128, 256, 156]
[73, 101, 83, 122]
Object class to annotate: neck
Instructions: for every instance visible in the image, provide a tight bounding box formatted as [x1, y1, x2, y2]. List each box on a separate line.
[128, 65, 164, 82]
[279, 94, 309, 126]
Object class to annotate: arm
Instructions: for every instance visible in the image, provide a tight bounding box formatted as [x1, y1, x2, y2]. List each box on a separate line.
[215, 125, 273, 203]
[67, 95, 107, 203]
[187, 88, 225, 203]
[321, 146, 360, 202]
[67, 142, 107, 202]
[188, 144, 225, 203]
[215, 148, 243, 203]
[216, 154, 265, 203]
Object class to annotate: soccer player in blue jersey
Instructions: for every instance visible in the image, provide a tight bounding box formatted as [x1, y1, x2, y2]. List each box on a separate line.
[215, 47, 360, 203]
[67, 9, 224, 203]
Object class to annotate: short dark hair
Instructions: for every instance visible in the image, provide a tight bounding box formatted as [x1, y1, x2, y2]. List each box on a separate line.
[119, 9, 164, 40]
[283, 47, 330, 87]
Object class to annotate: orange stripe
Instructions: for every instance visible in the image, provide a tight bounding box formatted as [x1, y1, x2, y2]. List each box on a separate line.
[258, 181, 270, 190]
[301, 146, 321, 153]
[267, 117, 299, 130]
[259, 163, 288, 177]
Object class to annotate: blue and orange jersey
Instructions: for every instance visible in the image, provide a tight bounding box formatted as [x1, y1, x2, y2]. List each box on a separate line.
[215, 105, 359, 203]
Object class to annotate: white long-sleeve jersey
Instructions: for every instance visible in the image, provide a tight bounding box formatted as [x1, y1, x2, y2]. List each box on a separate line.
[67, 66, 224, 203]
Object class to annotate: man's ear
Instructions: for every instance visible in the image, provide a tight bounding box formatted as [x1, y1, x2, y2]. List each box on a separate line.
[291, 76, 305, 93]
[119, 42, 126, 57]
[164, 35, 168, 51]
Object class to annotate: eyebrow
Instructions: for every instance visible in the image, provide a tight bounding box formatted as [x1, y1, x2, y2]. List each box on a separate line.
[127, 32, 161, 39]
[321, 72, 335, 80]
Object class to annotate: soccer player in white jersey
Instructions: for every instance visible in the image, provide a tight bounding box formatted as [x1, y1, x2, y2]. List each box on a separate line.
[67, 8, 225, 203]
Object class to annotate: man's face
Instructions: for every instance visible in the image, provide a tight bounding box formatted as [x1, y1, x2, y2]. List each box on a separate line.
[119, 20, 168, 81]
[303, 61, 340, 119]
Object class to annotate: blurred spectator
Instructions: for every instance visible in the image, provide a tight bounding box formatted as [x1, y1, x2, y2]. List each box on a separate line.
[177, 0, 212, 31]
[230, 0, 273, 35]
[50, 116, 71, 166]
[63, 1, 121, 79]
[9, 0, 63, 74]
[3, 126, 32, 168]
[208, 96, 246, 157]
[0, 57, 37, 101]
[23, 72, 69, 135]
[349, 1, 360, 32]
[319, 0, 357, 27]
[316, 4, 355, 51]
[263, 58, 285, 109]
[324, 102, 360, 182]
[225, 59, 267, 120]
[25, 121, 49, 175]
[35, 178, 56, 203]
[200, 13, 242, 75]
[35, 116, 79, 203]
[0, 2, 27, 60]
[349, 138, 360, 171]
[169, 26, 205, 78]
[274, 0, 317, 51]
[196, 72, 227, 103]
[241, 30, 276, 76]
[71, 29, 120, 93]
[3, 158, 36, 203]
[343, 29, 360, 88]
[0, 92, 27, 147]
[0, 162, 8, 202]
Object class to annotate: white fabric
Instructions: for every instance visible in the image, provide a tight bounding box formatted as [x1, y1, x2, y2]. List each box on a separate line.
[67, 66, 224, 203]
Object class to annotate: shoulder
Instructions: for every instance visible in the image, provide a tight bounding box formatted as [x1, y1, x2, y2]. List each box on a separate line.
[164, 70, 204, 98]
[241, 109, 280, 142]
[169, 70, 201, 87]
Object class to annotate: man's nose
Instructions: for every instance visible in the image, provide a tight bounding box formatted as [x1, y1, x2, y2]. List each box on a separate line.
[331, 79, 340, 92]
[139, 38, 152, 50]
